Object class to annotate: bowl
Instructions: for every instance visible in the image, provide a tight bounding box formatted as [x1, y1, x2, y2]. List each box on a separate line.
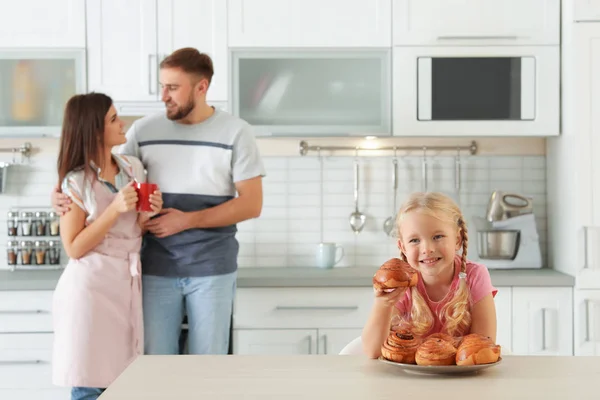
[477, 230, 520, 260]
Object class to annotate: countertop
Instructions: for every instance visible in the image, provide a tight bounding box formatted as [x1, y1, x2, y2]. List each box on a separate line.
[0, 266, 575, 291]
[100, 355, 600, 399]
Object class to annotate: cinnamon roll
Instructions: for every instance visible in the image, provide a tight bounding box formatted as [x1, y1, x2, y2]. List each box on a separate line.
[426, 332, 462, 349]
[373, 258, 418, 291]
[455, 333, 501, 366]
[415, 337, 457, 366]
[380, 330, 421, 364]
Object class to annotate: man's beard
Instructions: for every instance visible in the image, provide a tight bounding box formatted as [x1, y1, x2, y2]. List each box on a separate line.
[166, 96, 195, 121]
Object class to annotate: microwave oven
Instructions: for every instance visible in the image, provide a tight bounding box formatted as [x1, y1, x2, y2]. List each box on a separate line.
[393, 46, 559, 136]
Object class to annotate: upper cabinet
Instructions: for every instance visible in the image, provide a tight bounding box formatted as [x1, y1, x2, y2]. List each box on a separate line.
[86, 0, 227, 109]
[574, 0, 600, 21]
[228, 0, 392, 47]
[231, 49, 391, 136]
[0, 49, 86, 136]
[393, 0, 560, 46]
[156, 0, 227, 102]
[0, 0, 85, 48]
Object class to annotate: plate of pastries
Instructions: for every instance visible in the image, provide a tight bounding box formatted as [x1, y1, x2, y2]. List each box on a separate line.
[378, 330, 502, 375]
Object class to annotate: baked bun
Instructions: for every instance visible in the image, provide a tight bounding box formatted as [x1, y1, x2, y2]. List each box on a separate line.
[415, 337, 457, 366]
[455, 333, 501, 366]
[380, 330, 422, 364]
[426, 332, 462, 349]
[373, 258, 418, 291]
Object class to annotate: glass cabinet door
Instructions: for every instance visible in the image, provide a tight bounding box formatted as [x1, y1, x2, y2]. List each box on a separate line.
[232, 50, 391, 136]
[0, 50, 86, 136]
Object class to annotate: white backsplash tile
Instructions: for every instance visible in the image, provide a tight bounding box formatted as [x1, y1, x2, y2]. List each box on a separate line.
[0, 153, 548, 271]
[238, 155, 548, 269]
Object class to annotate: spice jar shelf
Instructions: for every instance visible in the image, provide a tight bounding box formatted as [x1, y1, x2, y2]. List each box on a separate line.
[7, 207, 64, 271]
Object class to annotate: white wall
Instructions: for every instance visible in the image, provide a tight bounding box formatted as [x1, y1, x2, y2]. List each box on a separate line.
[0, 138, 547, 270]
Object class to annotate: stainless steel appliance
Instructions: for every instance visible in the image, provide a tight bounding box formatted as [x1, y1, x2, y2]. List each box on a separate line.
[476, 191, 542, 269]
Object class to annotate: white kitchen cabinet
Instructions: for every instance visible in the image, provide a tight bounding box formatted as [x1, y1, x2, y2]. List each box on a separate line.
[232, 288, 371, 355]
[0, 0, 85, 48]
[233, 329, 317, 354]
[318, 328, 363, 355]
[233, 288, 374, 329]
[548, 24, 600, 288]
[156, 0, 227, 102]
[574, 0, 600, 21]
[494, 287, 512, 353]
[86, 0, 227, 107]
[233, 328, 363, 355]
[228, 0, 391, 47]
[511, 287, 573, 356]
[0, 292, 68, 400]
[573, 290, 600, 356]
[86, 0, 158, 103]
[392, 0, 559, 46]
[0, 291, 53, 333]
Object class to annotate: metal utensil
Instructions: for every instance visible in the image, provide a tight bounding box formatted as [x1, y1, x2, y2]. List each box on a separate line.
[383, 149, 398, 236]
[349, 156, 366, 234]
[477, 230, 520, 260]
[318, 148, 324, 243]
[421, 147, 428, 192]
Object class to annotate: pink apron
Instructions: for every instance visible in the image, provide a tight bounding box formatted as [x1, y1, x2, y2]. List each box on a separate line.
[52, 178, 143, 388]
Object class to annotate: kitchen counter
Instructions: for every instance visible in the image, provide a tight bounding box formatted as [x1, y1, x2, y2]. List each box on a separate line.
[0, 266, 575, 291]
[100, 355, 599, 399]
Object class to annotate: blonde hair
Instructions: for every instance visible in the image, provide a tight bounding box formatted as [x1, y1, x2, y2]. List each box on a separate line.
[394, 192, 471, 337]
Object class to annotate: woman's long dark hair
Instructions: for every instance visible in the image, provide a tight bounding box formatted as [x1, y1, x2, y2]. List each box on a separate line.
[57, 92, 113, 188]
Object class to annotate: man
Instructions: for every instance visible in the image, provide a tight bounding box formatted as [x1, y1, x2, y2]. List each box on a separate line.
[52, 48, 265, 355]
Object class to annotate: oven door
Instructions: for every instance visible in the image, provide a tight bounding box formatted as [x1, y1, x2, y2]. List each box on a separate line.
[393, 46, 559, 136]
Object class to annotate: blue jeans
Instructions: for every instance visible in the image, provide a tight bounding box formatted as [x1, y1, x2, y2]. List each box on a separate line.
[71, 387, 105, 400]
[142, 271, 236, 355]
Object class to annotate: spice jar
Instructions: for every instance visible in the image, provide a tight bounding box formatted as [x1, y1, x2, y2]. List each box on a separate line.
[20, 212, 33, 236]
[48, 240, 61, 265]
[7, 211, 18, 236]
[7, 240, 18, 265]
[34, 240, 47, 265]
[35, 211, 47, 236]
[20, 241, 33, 265]
[48, 212, 60, 236]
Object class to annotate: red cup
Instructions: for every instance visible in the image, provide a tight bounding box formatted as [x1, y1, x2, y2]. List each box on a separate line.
[135, 182, 158, 212]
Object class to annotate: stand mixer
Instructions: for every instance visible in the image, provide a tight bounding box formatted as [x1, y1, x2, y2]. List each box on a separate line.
[475, 191, 542, 269]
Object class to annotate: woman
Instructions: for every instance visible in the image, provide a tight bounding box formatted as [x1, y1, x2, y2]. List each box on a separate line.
[52, 92, 162, 400]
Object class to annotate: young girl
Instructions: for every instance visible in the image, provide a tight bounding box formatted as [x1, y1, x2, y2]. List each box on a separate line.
[52, 93, 162, 400]
[362, 192, 497, 358]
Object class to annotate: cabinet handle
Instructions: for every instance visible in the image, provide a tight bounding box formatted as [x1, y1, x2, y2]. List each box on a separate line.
[437, 35, 521, 41]
[541, 308, 548, 350]
[306, 335, 312, 354]
[421, 148, 427, 192]
[582, 226, 590, 271]
[585, 299, 594, 343]
[322, 334, 328, 355]
[274, 306, 358, 311]
[0, 310, 49, 315]
[0, 360, 45, 365]
[148, 54, 157, 95]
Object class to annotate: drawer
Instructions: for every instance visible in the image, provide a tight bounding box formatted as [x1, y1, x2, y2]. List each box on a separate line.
[0, 333, 55, 389]
[0, 389, 70, 400]
[0, 291, 53, 333]
[233, 288, 374, 329]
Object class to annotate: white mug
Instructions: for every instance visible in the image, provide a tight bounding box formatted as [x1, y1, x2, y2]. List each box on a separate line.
[316, 243, 344, 269]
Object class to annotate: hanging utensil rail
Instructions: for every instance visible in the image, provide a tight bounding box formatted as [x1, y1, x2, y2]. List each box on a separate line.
[0, 142, 33, 160]
[298, 140, 477, 156]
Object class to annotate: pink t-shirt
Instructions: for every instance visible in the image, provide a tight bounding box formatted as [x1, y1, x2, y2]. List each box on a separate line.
[394, 255, 497, 337]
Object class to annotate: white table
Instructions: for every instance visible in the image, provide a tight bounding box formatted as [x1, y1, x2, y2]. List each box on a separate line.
[100, 355, 600, 399]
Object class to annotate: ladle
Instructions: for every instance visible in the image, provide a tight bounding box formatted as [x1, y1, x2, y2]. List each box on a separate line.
[349, 150, 366, 234]
[383, 148, 398, 237]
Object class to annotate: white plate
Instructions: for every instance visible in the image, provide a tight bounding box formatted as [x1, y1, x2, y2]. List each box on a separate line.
[378, 357, 502, 375]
